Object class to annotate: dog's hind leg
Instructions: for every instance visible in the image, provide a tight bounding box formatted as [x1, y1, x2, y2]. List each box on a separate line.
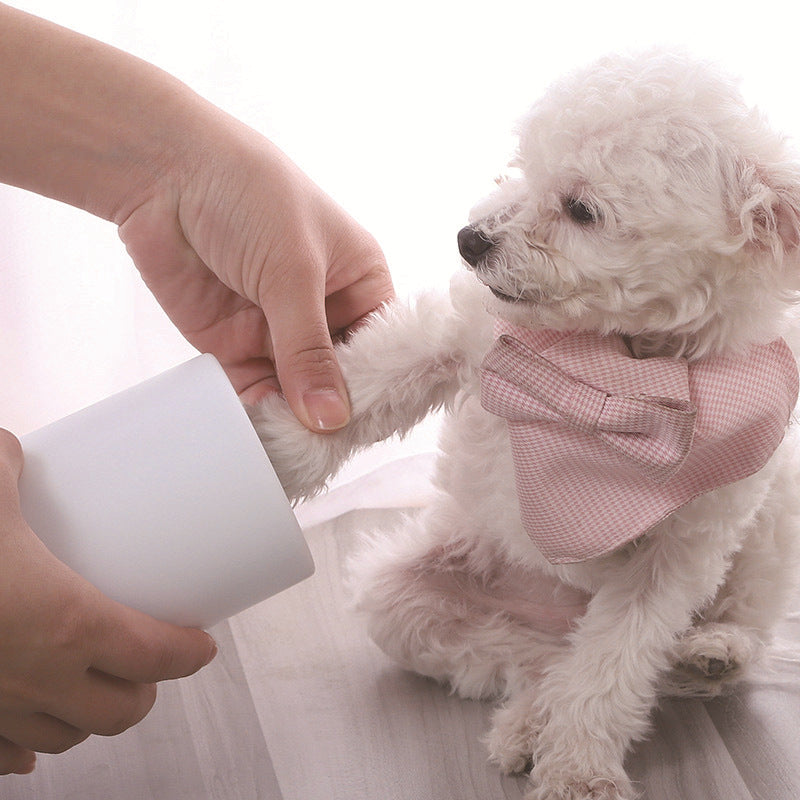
[666, 459, 800, 697]
[664, 621, 760, 697]
[348, 506, 587, 702]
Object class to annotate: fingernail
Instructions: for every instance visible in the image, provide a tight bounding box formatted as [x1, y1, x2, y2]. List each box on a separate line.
[16, 754, 36, 774]
[203, 638, 218, 666]
[302, 389, 350, 431]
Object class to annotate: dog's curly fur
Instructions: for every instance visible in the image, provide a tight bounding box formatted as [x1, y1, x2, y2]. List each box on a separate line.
[250, 51, 800, 800]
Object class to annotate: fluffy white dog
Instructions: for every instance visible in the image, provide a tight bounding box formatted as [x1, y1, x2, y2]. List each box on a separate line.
[250, 51, 800, 800]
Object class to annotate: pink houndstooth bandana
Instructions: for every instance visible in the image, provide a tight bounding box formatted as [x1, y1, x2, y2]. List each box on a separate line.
[480, 322, 799, 564]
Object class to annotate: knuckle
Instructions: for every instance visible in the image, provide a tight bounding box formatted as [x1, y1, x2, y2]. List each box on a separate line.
[332, 227, 389, 279]
[279, 322, 339, 385]
[286, 343, 338, 377]
[43, 728, 89, 755]
[350, 229, 387, 267]
[0, 741, 31, 776]
[149, 642, 181, 680]
[98, 685, 157, 737]
[130, 626, 213, 683]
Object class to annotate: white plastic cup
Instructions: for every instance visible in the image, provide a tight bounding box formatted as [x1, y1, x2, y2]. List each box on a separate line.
[17, 354, 314, 629]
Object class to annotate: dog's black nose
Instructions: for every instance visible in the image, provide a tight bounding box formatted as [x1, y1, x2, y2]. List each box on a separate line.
[457, 226, 495, 267]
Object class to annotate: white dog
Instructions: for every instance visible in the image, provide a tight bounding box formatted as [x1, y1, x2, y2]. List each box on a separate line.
[250, 51, 800, 800]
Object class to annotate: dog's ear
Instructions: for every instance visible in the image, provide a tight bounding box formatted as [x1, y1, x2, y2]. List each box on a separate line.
[738, 159, 800, 263]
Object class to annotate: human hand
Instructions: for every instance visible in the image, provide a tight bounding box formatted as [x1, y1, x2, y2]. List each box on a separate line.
[118, 115, 393, 432]
[0, 5, 393, 433]
[0, 429, 217, 775]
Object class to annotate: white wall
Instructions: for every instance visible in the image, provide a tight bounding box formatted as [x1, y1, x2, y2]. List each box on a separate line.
[3, 0, 800, 454]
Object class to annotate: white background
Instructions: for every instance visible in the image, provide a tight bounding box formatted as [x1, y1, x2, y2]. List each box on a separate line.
[3, 0, 800, 472]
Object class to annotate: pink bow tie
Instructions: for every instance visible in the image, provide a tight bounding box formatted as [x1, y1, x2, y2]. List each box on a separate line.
[480, 324, 799, 564]
[485, 333, 698, 482]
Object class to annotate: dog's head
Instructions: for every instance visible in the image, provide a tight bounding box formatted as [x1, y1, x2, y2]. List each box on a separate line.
[459, 51, 800, 358]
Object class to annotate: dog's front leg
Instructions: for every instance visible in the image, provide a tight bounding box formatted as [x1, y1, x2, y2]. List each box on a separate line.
[487, 528, 737, 800]
[248, 289, 485, 500]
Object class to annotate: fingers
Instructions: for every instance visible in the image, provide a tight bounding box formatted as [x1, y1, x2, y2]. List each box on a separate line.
[89, 599, 217, 684]
[324, 276, 395, 336]
[258, 269, 351, 433]
[0, 596, 215, 761]
[322, 232, 394, 335]
[0, 671, 156, 760]
[0, 434, 217, 767]
[44, 671, 158, 738]
[0, 590, 213, 762]
[223, 358, 281, 406]
[0, 737, 36, 776]
[1, 512, 213, 745]
[0, 714, 88, 757]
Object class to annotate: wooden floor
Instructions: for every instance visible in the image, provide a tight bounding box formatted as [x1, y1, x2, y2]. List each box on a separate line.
[3, 504, 799, 800]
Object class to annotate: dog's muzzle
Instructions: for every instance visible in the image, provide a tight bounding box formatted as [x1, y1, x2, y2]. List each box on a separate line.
[457, 225, 495, 267]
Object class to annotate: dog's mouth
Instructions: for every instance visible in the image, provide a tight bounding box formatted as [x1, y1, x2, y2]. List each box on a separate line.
[473, 271, 525, 303]
[472, 266, 552, 306]
[488, 286, 521, 303]
[484, 279, 560, 310]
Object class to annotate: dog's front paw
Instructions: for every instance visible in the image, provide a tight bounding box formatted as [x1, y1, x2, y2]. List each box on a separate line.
[247, 393, 340, 500]
[524, 770, 635, 800]
[487, 696, 635, 800]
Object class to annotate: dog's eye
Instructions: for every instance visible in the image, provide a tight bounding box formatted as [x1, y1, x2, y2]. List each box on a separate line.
[564, 197, 597, 225]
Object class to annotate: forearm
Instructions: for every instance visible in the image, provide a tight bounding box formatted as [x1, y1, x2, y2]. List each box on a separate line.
[0, 3, 207, 222]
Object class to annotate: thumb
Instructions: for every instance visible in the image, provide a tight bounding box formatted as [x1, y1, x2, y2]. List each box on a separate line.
[0, 429, 23, 480]
[0, 429, 24, 509]
[90, 597, 218, 683]
[260, 276, 350, 433]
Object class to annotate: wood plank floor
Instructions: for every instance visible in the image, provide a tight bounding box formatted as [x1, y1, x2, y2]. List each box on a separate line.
[3, 506, 799, 800]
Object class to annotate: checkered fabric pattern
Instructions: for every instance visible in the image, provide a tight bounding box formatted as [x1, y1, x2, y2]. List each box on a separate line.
[480, 322, 799, 564]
